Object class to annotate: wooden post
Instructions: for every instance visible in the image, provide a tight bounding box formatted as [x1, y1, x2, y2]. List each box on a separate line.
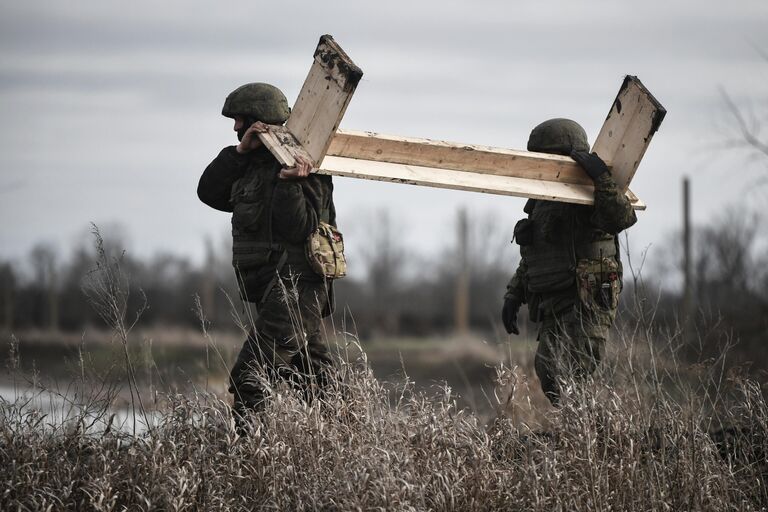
[682, 176, 693, 345]
[454, 208, 470, 334]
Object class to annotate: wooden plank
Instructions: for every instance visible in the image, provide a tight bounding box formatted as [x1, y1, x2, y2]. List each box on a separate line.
[591, 75, 666, 191]
[317, 155, 646, 210]
[260, 35, 362, 168]
[319, 76, 665, 207]
[328, 129, 593, 186]
[257, 126, 312, 168]
[259, 40, 661, 208]
[286, 35, 362, 164]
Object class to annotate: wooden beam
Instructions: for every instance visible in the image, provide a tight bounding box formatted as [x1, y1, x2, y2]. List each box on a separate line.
[258, 35, 663, 207]
[259, 35, 362, 168]
[322, 128, 646, 208]
[327, 129, 593, 186]
[319, 76, 664, 208]
[317, 155, 646, 210]
[591, 76, 666, 192]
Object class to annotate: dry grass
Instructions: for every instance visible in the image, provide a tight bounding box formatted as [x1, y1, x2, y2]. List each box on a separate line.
[1, 331, 766, 511]
[1, 229, 766, 511]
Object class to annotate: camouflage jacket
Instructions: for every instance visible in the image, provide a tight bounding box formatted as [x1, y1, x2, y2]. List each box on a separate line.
[198, 145, 336, 302]
[505, 172, 637, 319]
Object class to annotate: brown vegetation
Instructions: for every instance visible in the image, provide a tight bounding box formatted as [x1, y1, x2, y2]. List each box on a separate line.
[1, 231, 766, 511]
[2, 331, 766, 510]
[1, 175, 767, 510]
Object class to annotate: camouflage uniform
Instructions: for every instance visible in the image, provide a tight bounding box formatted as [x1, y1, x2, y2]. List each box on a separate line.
[198, 84, 336, 430]
[503, 119, 637, 405]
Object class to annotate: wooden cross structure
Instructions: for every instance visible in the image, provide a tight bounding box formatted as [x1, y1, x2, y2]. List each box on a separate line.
[259, 35, 667, 210]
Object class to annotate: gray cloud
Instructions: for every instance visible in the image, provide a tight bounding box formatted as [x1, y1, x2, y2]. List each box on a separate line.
[1, 0, 767, 276]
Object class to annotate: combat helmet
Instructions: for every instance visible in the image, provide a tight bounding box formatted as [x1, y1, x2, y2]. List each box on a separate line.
[221, 83, 290, 125]
[527, 118, 590, 156]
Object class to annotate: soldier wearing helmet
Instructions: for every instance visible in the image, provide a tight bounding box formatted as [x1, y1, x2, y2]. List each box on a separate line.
[502, 118, 637, 406]
[198, 83, 337, 433]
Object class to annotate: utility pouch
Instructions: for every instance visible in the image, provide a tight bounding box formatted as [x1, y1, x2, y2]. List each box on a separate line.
[306, 222, 347, 279]
[232, 240, 278, 269]
[230, 177, 265, 232]
[513, 218, 534, 246]
[575, 258, 620, 312]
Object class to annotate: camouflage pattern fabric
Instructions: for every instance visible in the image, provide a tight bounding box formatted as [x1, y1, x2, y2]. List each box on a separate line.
[198, 138, 338, 433]
[534, 277, 617, 406]
[306, 222, 347, 279]
[505, 119, 637, 406]
[228, 278, 334, 433]
[198, 145, 337, 303]
[221, 82, 290, 125]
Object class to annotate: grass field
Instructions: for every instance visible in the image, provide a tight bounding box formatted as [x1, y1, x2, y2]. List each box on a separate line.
[2, 323, 767, 510]
[2, 242, 765, 510]
[0, 328, 532, 417]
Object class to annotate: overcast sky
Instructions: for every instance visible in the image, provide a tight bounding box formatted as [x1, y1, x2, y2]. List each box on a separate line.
[1, 1, 767, 280]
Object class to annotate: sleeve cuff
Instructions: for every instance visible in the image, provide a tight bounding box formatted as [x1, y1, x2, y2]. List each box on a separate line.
[594, 172, 617, 191]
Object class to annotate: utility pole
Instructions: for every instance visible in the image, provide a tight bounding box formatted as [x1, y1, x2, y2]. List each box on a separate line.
[454, 208, 470, 334]
[682, 176, 693, 346]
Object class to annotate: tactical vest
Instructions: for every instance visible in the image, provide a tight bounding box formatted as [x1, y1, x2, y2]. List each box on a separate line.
[229, 150, 295, 304]
[519, 200, 618, 295]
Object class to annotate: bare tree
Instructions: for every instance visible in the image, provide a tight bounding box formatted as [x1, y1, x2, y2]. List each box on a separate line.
[719, 45, 768, 186]
[29, 243, 58, 331]
[358, 209, 408, 334]
[0, 263, 15, 330]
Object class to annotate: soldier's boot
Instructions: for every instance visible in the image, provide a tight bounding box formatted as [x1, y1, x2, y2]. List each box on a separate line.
[230, 375, 270, 436]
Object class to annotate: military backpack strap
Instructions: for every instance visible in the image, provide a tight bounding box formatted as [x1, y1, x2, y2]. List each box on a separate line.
[256, 176, 291, 306]
[259, 248, 288, 306]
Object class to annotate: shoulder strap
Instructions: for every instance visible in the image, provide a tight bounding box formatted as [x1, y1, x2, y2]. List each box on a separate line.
[259, 249, 288, 306]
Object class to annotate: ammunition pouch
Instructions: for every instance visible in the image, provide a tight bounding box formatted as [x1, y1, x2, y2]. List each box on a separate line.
[576, 257, 620, 312]
[513, 218, 534, 246]
[523, 233, 617, 294]
[306, 222, 347, 279]
[230, 177, 266, 232]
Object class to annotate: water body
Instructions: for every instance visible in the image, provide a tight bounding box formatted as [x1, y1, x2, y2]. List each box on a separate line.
[0, 383, 158, 435]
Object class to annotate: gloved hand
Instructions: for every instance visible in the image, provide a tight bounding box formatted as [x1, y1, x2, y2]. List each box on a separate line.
[570, 150, 609, 181]
[501, 296, 521, 335]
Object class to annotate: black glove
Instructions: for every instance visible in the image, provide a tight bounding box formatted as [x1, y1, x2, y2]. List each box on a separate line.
[570, 150, 609, 181]
[501, 297, 521, 335]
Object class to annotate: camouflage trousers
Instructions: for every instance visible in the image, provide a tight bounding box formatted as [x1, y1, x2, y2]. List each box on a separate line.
[534, 302, 616, 406]
[229, 277, 334, 432]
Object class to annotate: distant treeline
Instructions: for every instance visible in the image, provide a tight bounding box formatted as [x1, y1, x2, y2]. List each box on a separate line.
[0, 207, 765, 371]
[0, 210, 515, 338]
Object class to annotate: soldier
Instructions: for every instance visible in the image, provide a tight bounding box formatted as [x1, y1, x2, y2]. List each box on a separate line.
[198, 83, 337, 432]
[502, 118, 637, 406]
